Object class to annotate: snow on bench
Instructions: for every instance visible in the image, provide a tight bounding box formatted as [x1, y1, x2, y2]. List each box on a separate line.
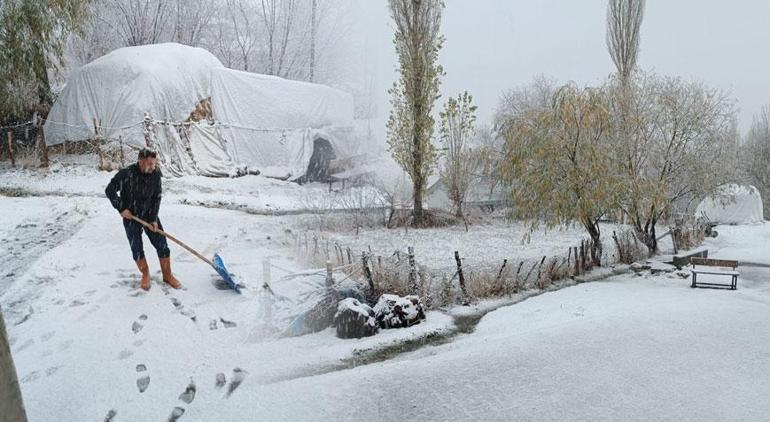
[690, 257, 739, 290]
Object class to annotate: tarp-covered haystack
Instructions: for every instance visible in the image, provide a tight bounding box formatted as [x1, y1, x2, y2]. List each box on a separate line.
[695, 184, 764, 225]
[44, 43, 357, 178]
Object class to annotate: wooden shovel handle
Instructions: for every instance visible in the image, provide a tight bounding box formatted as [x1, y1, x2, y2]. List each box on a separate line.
[130, 216, 215, 268]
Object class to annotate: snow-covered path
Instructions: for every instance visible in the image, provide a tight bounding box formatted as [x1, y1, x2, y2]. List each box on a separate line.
[1, 196, 453, 421]
[231, 270, 770, 421]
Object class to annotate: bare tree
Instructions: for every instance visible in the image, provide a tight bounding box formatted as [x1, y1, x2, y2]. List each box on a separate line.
[171, 0, 215, 46]
[741, 105, 770, 218]
[226, 0, 259, 71]
[386, 0, 445, 227]
[309, 0, 317, 81]
[109, 0, 170, 46]
[614, 73, 738, 252]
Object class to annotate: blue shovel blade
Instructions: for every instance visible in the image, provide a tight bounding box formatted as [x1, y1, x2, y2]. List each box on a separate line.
[213, 253, 241, 294]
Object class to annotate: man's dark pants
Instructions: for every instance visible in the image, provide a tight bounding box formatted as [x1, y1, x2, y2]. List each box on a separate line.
[122, 218, 170, 261]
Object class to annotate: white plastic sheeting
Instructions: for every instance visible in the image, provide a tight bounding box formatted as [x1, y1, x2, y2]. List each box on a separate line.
[44, 43, 224, 146]
[209, 68, 355, 171]
[43, 44, 357, 177]
[695, 184, 765, 224]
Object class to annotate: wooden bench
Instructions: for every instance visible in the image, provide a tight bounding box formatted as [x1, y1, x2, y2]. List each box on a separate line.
[690, 257, 739, 290]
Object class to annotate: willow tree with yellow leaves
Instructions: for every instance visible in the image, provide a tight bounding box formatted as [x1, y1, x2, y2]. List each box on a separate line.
[500, 83, 616, 265]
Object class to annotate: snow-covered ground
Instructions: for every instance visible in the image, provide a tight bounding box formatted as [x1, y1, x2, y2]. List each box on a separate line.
[2, 160, 769, 421]
[0, 157, 347, 213]
[703, 222, 770, 266]
[0, 194, 455, 421]
[324, 222, 620, 272]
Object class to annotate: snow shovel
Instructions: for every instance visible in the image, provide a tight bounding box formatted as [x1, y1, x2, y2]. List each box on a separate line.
[130, 216, 242, 294]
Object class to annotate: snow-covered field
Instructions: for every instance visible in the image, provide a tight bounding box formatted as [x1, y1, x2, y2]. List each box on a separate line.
[2, 160, 769, 421]
[324, 223, 618, 272]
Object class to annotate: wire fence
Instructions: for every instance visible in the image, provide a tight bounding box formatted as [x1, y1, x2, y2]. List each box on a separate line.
[291, 230, 617, 309]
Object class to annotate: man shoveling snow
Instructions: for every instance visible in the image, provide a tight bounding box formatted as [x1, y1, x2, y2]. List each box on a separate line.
[105, 148, 182, 291]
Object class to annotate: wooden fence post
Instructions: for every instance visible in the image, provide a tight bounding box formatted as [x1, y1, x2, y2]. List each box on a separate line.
[515, 261, 524, 292]
[362, 252, 375, 304]
[454, 251, 468, 298]
[262, 258, 271, 285]
[325, 260, 334, 287]
[34, 110, 48, 167]
[408, 246, 418, 295]
[92, 118, 104, 170]
[495, 259, 508, 293]
[118, 136, 125, 168]
[143, 113, 154, 148]
[6, 132, 14, 167]
[535, 255, 547, 288]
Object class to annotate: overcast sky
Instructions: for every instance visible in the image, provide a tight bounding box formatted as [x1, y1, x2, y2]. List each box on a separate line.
[350, 0, 770, 134]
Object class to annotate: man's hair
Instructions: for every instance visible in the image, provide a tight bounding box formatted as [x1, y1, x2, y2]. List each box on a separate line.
[138, 148, 157, 159]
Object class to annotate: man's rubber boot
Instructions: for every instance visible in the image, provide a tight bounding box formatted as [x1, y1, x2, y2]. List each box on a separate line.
[160, 257, 182, 289]
[137, 257, 151, 291]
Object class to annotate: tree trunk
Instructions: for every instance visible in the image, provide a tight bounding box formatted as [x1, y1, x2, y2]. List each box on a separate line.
[583, 220, 603, 266]
[635, 218, 658, 256]
[412, 177, 424, 226]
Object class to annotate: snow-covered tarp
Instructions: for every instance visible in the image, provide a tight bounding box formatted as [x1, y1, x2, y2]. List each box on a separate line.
[43, 43, 357, 177]
[209, 67, 356, 173]
[45, 43, 223, 146]
[695, 184, 764, 224]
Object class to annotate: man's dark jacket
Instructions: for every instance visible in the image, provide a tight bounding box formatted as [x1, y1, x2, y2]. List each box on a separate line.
[105, 164, 163, 222]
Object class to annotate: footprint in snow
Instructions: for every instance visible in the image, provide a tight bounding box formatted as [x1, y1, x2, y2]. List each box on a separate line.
[58, 339, 74, 352]
[132, 314, 147, 334]
[15, 339, 34, 353]
[103, 409, 117, 422]
[136, 364, 150, 393]
[167, 406, 185, 422]
[219, 317, 237, 328]
[180, 309, 197, 323]
[170, 297, 182, 309]
[178, 379, 196, 404]
[215, 373, 226, 388]
[20, 371, 41, 383]
[118, 349, 134, 360]
[40, 331, 55, 342]
[226, 368, 246, 397]
[209, 319, 218, 331]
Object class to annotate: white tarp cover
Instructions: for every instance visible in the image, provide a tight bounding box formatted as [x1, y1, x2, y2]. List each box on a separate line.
[209, 68, 356, 172]
[695, 184, 765, 224]
[44, 43, 357, 177]
[154, 122, 244, 177]
[45, 43, 224, 146]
